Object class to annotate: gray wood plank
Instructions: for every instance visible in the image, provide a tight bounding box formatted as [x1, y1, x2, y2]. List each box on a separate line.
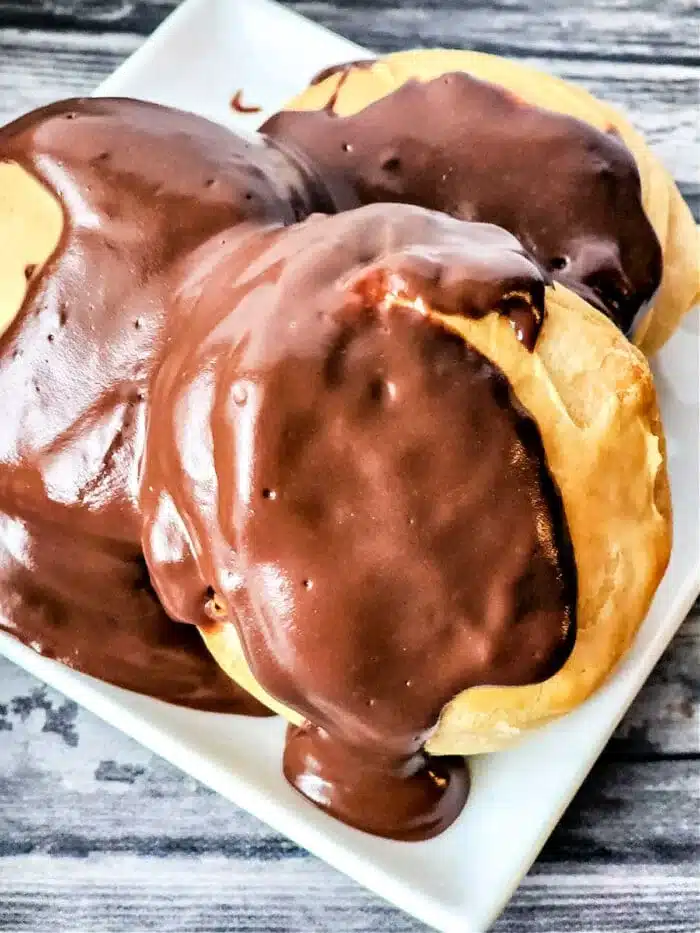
[0, 1, 698, 66]
[0, 0, 177, 35]
[288, 0, 700, 65]
[1, 660, 698, 856]
[0, 29, 139, 118]
[1, 857, 698, 932]
[0, 28, 698, 198]
[607, 613, 699, 758]
[0, 661, 698, 932]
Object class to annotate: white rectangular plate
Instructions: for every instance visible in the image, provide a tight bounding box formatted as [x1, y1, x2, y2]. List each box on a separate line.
[1, 1, 698, 930]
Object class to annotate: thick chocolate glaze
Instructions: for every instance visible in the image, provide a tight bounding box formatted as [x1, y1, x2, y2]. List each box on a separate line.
[0, 97, 345, 712]
[140, 203, 576, 839]
[0, 98, 578, 839]
[263, 69, 663, 333]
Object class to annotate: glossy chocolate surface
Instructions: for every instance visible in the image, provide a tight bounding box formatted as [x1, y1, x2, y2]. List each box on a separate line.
[0, 96, 343, 713]
[140, 203, 576, 838]
[263, 68, 662, 333]
[1, 98, 577, 838]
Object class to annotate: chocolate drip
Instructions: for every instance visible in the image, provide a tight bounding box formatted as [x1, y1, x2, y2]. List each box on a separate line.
[231, 90, 262, 114]
[0, 97, 344, 713]
[310, 59, 376, 86]
[284, 724, 470, 841]
[263, 69, 662, 333]
[141, 203, 576, 839]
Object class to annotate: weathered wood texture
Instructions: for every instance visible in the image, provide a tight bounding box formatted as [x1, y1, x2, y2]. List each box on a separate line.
[0, 662, 698, 932]
[1, 1, 697, 62]
[0, 2, 698, 200]
[0, 1, 698, 931]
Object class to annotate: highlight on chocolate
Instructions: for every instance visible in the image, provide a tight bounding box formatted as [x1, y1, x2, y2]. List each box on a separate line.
[0, 46, 686, 841]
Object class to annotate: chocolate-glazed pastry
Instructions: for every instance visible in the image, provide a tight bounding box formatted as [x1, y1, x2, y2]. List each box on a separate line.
[269, 49, 700, 355]
[0, 96, 347, 713]
[263, 69, 663, 334]
[194, 210, 671, 830]
[0, 90, 577, 836]
[0, 94, 672, 841]
[140, 203, 576, 839]
[194, 204, 671, 835]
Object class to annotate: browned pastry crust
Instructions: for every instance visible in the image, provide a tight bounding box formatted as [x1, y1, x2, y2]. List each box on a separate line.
[282, 49, 699, 356]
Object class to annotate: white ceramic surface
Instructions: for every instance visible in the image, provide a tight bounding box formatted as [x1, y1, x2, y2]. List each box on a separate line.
[1, 1, 698, 930]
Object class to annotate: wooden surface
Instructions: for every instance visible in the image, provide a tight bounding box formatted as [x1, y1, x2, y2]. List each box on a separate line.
[0, 1, 698, 930]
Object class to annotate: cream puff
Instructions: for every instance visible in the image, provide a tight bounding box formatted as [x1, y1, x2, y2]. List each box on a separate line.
[263, 49, 699, 354]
